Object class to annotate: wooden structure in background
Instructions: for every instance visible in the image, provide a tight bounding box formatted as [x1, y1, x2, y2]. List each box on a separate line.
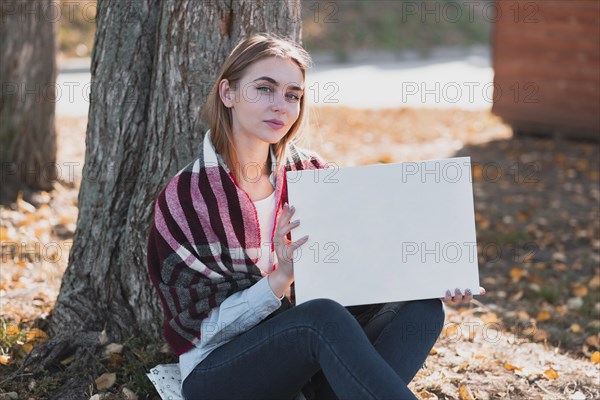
[492, 1, 599, 140]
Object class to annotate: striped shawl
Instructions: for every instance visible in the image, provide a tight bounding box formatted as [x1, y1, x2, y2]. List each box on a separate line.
[147, 129, 329, 356]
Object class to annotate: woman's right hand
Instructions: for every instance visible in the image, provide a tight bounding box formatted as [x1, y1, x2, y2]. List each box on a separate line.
[273, 202, 309, 279]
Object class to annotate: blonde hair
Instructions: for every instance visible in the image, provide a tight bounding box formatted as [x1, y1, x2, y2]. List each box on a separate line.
[201, 33, 313, 182]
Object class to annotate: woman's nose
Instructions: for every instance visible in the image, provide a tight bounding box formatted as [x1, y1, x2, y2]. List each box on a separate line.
[270, 90, 286, 112]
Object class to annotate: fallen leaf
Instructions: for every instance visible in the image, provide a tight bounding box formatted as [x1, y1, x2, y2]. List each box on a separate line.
[458, 382, 474, 400]
[443, 325, 459, 337]
[589, 275, 600, 289]
[585, 335, 600, 349]
[534, 329, 549, 341]
[544, 368, 559, 379]
[572, 284, 588, 297]
[418, 389, 438, 399]
[511, 290, 524, 301]
[570, 324, 582, 333]
[523, 326, 537, 336]
[503, 363, 523, 371]
[0, 354, 12, 365]
[16, 193, 36, 213]
[468, 330, 476, 342]
[535, 311, 551, 322]
[22, 343, 33, 354]
[6, 325, 19, 336]
[510, 267, 525, 282]
[104, 343, 124, 356]
[378, 154, 394, 163]
[60, 354, 75, 366]
[95, 372, 116, 390]
[567, 297, 584, 310]
[455, 361, 469, 372]
[555, 305, 568, 316]
[480, 312, 499, 324]
[591, 351, 600, 364]
[517, 310, 530, 321]
[122, 387, 138, 400]
[25, 328, 49, 344]
[429, 348, 438, 355]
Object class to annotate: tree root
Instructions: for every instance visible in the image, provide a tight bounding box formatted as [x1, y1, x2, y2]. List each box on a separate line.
[15, 330, 106, 399]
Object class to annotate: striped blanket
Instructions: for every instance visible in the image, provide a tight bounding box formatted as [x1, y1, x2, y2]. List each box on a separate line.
[146, 129, 328, 355]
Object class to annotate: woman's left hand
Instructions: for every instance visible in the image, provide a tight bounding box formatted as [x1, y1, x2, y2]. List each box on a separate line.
[440, 287, 486, 306]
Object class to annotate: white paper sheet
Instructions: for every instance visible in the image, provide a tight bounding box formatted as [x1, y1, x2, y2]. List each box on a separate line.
[286, 156, 480, 306]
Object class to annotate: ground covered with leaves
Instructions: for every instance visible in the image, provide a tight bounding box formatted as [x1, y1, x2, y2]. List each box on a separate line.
[1, 107, 598, 399]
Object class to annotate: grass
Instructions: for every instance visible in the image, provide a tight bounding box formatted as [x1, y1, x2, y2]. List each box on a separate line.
[539, 286, 562, 305]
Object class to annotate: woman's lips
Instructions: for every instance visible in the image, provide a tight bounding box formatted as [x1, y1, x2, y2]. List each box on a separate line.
[265, 121, 285, 129]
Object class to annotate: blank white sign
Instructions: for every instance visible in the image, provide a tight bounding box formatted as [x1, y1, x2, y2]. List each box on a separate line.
[286, 157, 480, 307]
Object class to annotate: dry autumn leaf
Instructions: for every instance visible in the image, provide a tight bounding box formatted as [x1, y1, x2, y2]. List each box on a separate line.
[510, 267, 525, 282]
[534, 329, 549, 341]
[570, 324, 582, 333]
[418, 390, 438, 400]
[26, 328, 49, 343]
[60, 354, 75, 366]
[22, 343, 33, 354]
[535, 311, 551, 322]
[458, 382, 474, 400]
[555, 305, 568, 316]
[571, 284, 589, 297]
[544, 368, 559, 379]
[0, 354, 12, 365]
[95, 372, 117, 390]
[517, 310, 530, 321]
[443, 324, 459, 336]
[591, 351, 600, 364]
[16, 193, 36, 213]
[480, 312, 499, 324]
[585, 335, 600, 349]
[503, 363, 523, 371]
[6, 325, 19, 336]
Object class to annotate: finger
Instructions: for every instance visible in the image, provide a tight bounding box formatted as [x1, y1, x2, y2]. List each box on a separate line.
[280, 203, 291, 221]
[286, 219, 301, 233]
[276, 219, 300, 239]
[479, 286, 486, 295]
[463, 288, 473, 302]
[289, 235, 309, 251]
[444, 289, 453, 303]
[283, 203, 295, 216]
[452, 288, 462, 304]
[279, 203, 296, 224]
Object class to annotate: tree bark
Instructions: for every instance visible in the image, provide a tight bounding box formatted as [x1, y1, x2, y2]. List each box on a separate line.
[22, 0, 302, 396]
[0, 0, 57, 204]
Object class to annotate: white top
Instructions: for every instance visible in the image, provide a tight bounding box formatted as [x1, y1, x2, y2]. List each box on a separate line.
[246, 188, 278, 274]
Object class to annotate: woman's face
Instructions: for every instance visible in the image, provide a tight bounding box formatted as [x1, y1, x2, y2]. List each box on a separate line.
[219, 57, 304, 146]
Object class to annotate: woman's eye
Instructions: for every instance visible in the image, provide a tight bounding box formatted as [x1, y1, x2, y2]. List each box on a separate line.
[286, 93, 300, 101]
[257, 86, 273, 93]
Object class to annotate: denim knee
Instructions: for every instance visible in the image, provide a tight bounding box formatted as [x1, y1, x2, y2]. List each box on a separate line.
[297, 298, 358, 336]
[413, 298, 446, 332]
[299, 298, 349, 320]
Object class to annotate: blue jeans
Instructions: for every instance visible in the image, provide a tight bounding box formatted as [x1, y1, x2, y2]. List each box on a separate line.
[182, 298, 445, 400]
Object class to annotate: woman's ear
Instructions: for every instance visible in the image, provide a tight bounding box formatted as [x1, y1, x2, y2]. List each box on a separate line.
[219, 79, 234, 108]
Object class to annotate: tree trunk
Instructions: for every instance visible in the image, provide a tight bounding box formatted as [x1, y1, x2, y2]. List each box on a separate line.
[22, 0, 302, 396]
[0, 0, 57, 204]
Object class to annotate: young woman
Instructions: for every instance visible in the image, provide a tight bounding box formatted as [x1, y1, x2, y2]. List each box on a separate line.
[147, 33, 485, 400]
